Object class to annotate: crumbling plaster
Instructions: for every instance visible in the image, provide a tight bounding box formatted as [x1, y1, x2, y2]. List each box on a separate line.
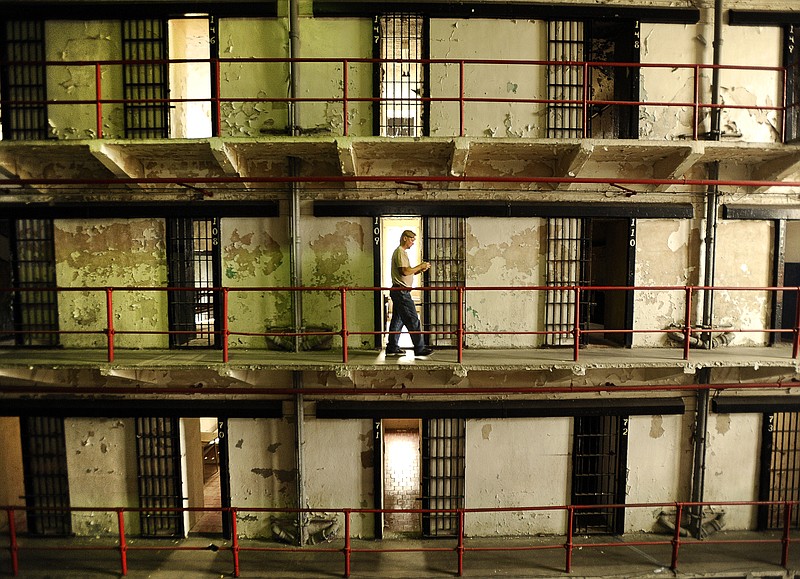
[54, 219, 168, 349]
[228, 417, 296, 539]
[64, 418, 139, 536]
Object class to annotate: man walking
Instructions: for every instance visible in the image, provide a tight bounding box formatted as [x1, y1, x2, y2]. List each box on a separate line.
[386, 230, 434, 358]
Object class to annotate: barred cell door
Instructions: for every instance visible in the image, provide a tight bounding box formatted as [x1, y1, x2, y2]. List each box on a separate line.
[571, 415, 629, 535]
[122, 19, 169, 139]
[20, 417, 71, 536]
[167, 218, 221, 348]
[423, 217, 465, 348]
[547, 21, 585, 139]
[0, 20, 48, 140]
[422, 418, 466, 537]
[135, 417, 184, 537]
[545, 218, 591, 346]
[759, 412, 800, 529]
[11, 219, 59, 346]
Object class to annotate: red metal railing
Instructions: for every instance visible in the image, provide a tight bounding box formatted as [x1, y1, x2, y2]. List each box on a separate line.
[1, 284, 798, 364]
[1, 500, 797, 577]
[0, 56, 789, 141]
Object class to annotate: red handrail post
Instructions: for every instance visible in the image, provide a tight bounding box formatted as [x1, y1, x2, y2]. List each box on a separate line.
[117, 509, 128, 576]
[693, 65, 700, 141]
[573, 287, 581, 362]
[793, 288, 800, 359]
[343, 509, 351, 578]
[456, 509, 465, 576]
[213, 58, 222, 137]
[231, 508, 240, 577]
[683, 287, 693, 361]
[95, 63, 104, 139]
[106, 288, 115, 363]
[341, 288, 349, 363]
[7, 508, 18, 576]
[565, 506, 574, 573]
[670, 503, 683, 571]
[581, 63, 589, 138]
[457, 286, 464, 364]
[343, 60, 349, 136]
[782, 501, 793, 568]
[223, 288, 230, 363]
[459, 61, 465, 137]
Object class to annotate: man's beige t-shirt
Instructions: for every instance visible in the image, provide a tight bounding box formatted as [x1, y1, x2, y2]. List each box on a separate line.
[391, 245, 412, 288]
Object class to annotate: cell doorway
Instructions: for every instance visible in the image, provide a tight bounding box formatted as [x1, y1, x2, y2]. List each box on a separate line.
[168, 18, 212, 138]
[379, 216, 424, 350]
[779, 221, 800, 342]
[382, 419, 423, 537]
[187, 417, 225, 536]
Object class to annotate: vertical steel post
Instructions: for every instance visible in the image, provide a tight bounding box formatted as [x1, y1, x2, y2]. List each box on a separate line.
[231, 508, 240, 577]
[344, 510, 351, 578]
[7, 508, 18, 576]
[565, 506, 574, 573]
[671, 503, 683, 571]
[581, 63, 589, 138]
[213, 59, 222, 137]
[223, 288, 230, 363]
[341, 288, 348, 363]
[573, 287, 581, 362]
[793, 288, 800, 359]
[457, 287, 464, 363]
[693, 65, 700, 140]
[459, 61, 465, 137]
[106, 288, 115, 362]
[684, 287, 693, 360]
[782, 501, 793, 568]
[457, 510, 465, 576]
[343, 60, 349, 136]
[95, 63, 104, 139]
[117, 509, 128, 576]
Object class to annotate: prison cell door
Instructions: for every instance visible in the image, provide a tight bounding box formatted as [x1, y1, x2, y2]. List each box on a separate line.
[571, 415, 629, 535]
[759, 411, 800, 530]
[122, 19, 169, 139]
[135, 417, 184, 537]
[20, 416, 72, 536]
[0, 20, 48, 140]
[423, 217, 466, 348]
[422, 418, 466, 537]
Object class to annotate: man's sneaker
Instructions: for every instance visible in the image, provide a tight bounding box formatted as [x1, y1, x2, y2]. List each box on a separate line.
[414, 347, 434, 357]
[385, 346, 404, 356]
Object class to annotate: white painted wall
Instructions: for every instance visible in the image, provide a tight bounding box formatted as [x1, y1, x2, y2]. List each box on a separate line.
[64, 418, 139, 536]
[704, 412, 761, 530]
[465, 418, 570, 535]
[466, 217, 543, 347]
[228, 417, 296, 539]
[304, 418, 375, 538]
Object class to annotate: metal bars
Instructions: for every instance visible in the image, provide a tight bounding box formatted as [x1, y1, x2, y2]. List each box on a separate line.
[167, 217, 220, 348]
[421, 418, 466, 537]
[571, 415, 628, 535]
[20, 416, 71, 536]
[545, 218, 590, 346]
[0, 20, 47, 140]
[377, 13, 426, 137]
[423, 217, 465, 347]
[762, 412, 800, 529]
[11, 219, 59, 346]
[122, 19, 168, 139]
[547, 21, 585, 138]
[135, 417, 184, 537]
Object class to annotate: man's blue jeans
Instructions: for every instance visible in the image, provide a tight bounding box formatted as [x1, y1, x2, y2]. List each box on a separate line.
[387, 289, 426, 352]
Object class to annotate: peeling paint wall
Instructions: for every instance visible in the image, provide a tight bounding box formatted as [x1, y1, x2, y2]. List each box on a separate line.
[625, 414, 687, 532]
[704, 412, 760, 530]
[466, 217, 542, 347]
[0, 418, 24, 531]
[302, 216, 374, 349]
[64, 418, 139, 536]
[714, 220, 773, 345]
[45, 20, 123, 139]
[219, 18, 290, 137]
[297, 18, 373, 136]
[228, 417, 296, 539]
[222, 218, 291, 348]
[429, 19, 545, 138]
[304, 418, 375, 538]
[54, 219, 168, 349]
[633, 219, 698, 347]
[465, 418, 570, 535]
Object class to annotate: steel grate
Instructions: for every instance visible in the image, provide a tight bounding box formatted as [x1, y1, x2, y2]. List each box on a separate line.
[422, 418, 466, 537]
[571, 415, 628, 535]
[135, 417, 184, 537]
[376, 13, 426, 137]
[547, 21, 585, 139]
[545, 218, 591, 346]
[423, 217, 466, 347]
[11, 219, 59, 346]
[122, 19, 168, 139]
[167, 218, 220, 348]
[20, 417, 71, 536]
[0, 20, 47, 140]
[761, 412, 800, 529]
